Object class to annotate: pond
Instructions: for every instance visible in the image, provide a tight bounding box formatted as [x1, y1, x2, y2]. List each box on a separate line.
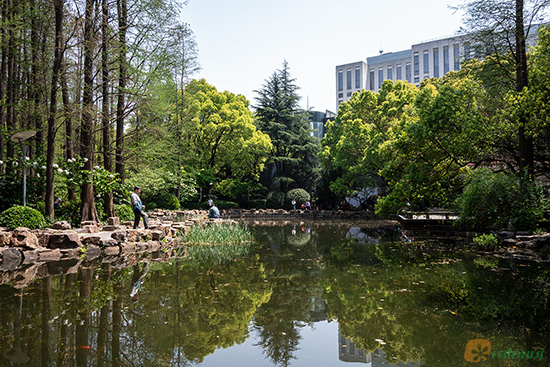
[0, 222, 549, 366]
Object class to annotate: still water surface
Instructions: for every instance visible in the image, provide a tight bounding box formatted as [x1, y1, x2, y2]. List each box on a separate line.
[0, 222, 549, 367]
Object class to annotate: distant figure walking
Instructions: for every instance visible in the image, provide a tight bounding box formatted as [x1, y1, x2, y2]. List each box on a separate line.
[131, 186, 149, 229]
[208, 203, 220, 218]
[291, 198, 296, 210]
[208, 197, 213, 207]
[305, 200, 311, 210]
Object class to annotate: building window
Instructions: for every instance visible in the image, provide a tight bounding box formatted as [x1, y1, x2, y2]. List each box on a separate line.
[378, 69, 384, 89]
[406, 63, 411, 82]
[396, 65, 402, 80]
[423, 51, 429, 75]
[369, 70, 375, 90]
[338, 71, 343, 91]
[346, 69, 352, 90]
[387, 66, 393, 81]
[414, 76, 420, 83]
[433, 48, 439, 78]
[454, 44, 460, 70]
[443, 46, 450, 74]
[413, 53, 419, 76]
[355, 68, 361, 89]
[347, 91, 352, 97]
[338, 93, 343, 98]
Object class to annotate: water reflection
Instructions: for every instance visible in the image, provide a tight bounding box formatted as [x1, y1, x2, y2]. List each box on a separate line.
[0, 223, 548, 366]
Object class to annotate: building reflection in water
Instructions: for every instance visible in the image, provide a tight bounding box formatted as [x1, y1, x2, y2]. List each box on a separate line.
[339, 330, 422, 366]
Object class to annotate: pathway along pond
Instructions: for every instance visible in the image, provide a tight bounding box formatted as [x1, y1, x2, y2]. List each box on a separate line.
[0, 221, 549, 366]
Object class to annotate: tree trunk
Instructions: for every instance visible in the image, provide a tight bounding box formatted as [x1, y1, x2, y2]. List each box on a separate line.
[115, 0, 127, 184]
[5, 0, 16, 174]
[45, 0, 64, 220]
[61, 60, 76, 201]
[515, 0, 534, 175]
[0, 0, 7, 173]
[102, 0, 114, 217]
[80, 0, 99, 223]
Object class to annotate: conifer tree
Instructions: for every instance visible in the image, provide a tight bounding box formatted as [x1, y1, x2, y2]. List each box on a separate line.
[254, 61, 319, 192]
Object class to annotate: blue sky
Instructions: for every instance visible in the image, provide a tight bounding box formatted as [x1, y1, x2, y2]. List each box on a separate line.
[183, 0, 464, 112]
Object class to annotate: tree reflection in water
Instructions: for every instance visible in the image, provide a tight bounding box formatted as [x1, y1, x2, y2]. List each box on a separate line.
[0, 222, 548, 367]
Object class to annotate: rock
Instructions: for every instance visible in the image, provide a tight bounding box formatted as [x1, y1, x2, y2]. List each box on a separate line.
[128, 230, 141, 242]
[0, 231, 12, 246]
[0, 248, 22, 271]
[10, 227, 40, 250]
[9, 264, 39, 289]
[37, 248, 62, 262]
[500, 238, 518, 247]
[100, 238, 119, 248]
[81, 220, 97, 227]
[108, 217, 120, 225]
[103, 246, 121, 256]
[21, 250, 40, 264]
[82, 224, 100, 233]
[81, 236, 102, 247]
[151, 230, 165, 241]
[111, 230, 129, 243]
[497, 231, 515, 240]
[51, 221, 72, 230]
[48, 231, 81, 249]
[102, 225, 124, 231]
[84, 245, 102, 261]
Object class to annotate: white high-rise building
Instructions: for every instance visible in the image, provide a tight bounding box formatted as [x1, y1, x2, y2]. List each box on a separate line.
[335, 26, 544, 110]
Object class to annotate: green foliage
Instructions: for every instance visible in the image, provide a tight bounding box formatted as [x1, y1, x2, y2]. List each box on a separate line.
[179, 223, 255, 263]
[55, 200, 82, 228]
[266, 191, 285, 209]
[455, 170, 532, 230]
[255, 61, 320, 192]
[472, 233, 499, 251]
[214, 200, 239, 210]
[285, 188, 310, 208]
[0, 205, 47, 229]
[114, 204, 134, 222]
[180, 79, 272, 185]
[248, 199, 267, 209]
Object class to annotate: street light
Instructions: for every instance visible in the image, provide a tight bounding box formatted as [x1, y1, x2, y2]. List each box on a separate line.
[10, 131, 36, 206]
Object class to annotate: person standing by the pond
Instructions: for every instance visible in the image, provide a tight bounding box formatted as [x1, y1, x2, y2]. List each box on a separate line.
[131, 186, 149, 229]
[291, 198, 296, 210]
[208, 196, 213, 208]
[305, 200, 311, 210]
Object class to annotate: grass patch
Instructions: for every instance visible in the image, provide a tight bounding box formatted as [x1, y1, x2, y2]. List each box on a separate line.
[178, 223, 255, 263]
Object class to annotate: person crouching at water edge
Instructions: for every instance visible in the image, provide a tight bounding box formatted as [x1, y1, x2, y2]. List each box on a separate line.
[131, 186, 149, 229]
[208, 202, 220, 218]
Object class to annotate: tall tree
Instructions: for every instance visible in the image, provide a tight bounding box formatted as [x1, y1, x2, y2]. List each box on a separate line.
[101, 0, 114, 217]
[455, 0, 550, 173]
[80, 0, 99, 223]
[254, 61, 320, 192]
[115, 0, 127, 183]
[45, 0, 65, 220]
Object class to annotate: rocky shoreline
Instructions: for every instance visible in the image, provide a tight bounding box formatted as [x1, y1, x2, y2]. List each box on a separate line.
[1, 208, 549, 287]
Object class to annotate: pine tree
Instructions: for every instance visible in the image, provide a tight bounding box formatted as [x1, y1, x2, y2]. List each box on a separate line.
[254, 61, 319, 192]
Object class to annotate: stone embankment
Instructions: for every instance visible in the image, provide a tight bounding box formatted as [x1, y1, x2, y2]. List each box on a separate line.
[0, 210, 216, 287]
[493, 231, 550, 261]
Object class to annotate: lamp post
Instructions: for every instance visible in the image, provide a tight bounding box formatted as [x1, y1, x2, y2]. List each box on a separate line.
[10, 131, 36, 206]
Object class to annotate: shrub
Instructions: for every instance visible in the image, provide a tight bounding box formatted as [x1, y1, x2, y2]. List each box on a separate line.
[55, 199, 81, 228]
[0, 205, 47, 229]
[215, 200, 239, 210]
[472, 233, 498, 251]
[114, 204, 134, 222]
[286, 188, 310, 209]
[248, 199, 267, 209]
[266, 191, 285, 209]
[455, 170, 520, 229]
